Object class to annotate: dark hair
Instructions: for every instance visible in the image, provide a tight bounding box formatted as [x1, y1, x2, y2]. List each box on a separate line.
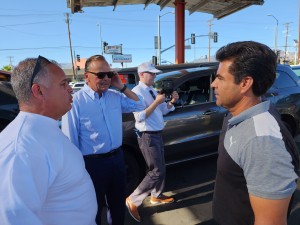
[216, 41, 277, 96]
[84, 55, 107, 72]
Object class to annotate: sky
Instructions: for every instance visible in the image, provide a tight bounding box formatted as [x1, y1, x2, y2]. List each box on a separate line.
[0, 0, 299, 69]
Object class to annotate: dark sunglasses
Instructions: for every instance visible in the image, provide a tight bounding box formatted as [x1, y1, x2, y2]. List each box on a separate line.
[30, 55, 51, 86]
[86, 71, 115, 79]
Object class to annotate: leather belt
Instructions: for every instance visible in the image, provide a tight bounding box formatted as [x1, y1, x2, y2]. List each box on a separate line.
[84, 147, 121, 159]
[142, 130, 162, 134]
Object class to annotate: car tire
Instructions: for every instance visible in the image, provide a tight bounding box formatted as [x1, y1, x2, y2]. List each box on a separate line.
[124, 151, 143, 196]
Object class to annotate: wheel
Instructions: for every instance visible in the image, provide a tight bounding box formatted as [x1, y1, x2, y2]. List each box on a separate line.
[124, 151, 143, 196]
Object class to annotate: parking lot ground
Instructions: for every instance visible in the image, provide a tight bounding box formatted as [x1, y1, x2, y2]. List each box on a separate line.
[102, 136, 300, 225]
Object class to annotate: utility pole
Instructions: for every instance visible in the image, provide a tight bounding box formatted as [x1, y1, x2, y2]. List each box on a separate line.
[208, 19, 214, 62]
[96, 23, 103, 55]
[65, 13, 75, 81]
[298, 0, 300, 64]
[283, 22, 293, 64]
[7, 56, 14, 68]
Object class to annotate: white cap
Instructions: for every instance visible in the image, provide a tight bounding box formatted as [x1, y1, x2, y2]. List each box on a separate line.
[137, 62, 162, 74]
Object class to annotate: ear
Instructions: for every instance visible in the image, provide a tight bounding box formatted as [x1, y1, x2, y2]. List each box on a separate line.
[31, 84, 44, 99]
[240, 76, 253, 94]
[84, 72, 90, 82]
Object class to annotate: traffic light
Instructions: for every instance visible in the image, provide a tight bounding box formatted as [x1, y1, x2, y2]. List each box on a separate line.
[152, 56, 157, 65]
[76, 54, 80, 62]
[103, 41, 108, 53]
[77, 66, 80, 71]
[191, 33, 195, 44]
[213, 32, 218, 43]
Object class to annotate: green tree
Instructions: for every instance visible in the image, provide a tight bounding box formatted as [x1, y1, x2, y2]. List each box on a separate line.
[1, 65, 12, 71]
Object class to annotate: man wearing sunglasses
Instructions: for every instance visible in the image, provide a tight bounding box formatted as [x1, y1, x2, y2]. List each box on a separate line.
[61, 55, 144, 225]
[0, 56, 97, 225]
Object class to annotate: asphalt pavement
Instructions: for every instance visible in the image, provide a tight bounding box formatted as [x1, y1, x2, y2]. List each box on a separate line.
[101, 137, 300, 225]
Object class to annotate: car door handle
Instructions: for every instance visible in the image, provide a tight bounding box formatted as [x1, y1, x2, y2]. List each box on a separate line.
[203, 110, 217, 115]
[265, 92, 278, 97]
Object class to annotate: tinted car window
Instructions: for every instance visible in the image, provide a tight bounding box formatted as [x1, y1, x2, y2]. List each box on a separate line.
[0, 82, 18, 105]
[175, 76, 211, 106]
[273, 71, 297, 89]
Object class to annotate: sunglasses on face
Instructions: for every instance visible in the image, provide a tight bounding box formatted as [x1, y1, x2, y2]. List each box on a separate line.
[31, 55, 51, 86]
[86, 71, 115, 79]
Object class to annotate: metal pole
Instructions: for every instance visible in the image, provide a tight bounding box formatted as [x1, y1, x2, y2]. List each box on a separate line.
[157, 12, 174, 65]
[267, 15, 278, 53]
[208, 19, 213, 62]
[298, 0, 300, 64]
[97, 23, 103, 55]
[65, 13, 75, 81]
[283, 22, 292, 63]
[158, 15, 161, 65]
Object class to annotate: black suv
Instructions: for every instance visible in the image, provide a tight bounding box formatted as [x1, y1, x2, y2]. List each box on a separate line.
[122, 63, 300, 194]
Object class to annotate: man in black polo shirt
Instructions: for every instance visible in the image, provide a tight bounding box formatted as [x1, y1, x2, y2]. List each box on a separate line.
[211, 41, 299, 225]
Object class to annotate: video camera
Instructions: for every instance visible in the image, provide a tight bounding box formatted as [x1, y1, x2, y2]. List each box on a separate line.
[159, 79, 174, 101]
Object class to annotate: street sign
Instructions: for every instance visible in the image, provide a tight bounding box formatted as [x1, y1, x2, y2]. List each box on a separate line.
[105, 45, 122, 54]
[112, 54, 132, 63]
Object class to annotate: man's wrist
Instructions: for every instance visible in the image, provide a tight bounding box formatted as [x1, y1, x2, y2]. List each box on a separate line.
[119, 84, 127, 93]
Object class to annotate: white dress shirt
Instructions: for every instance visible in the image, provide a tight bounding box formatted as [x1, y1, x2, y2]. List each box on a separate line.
[0, 112, 97, 225]
[132, 81, 174, 132]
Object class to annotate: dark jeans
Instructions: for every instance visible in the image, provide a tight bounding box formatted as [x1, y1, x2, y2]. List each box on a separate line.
[84, 149, 126, 225]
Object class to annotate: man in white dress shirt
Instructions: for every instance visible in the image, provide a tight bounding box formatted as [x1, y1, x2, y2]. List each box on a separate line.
[0, 56, 97, 225]
[125, 62, 179, 222]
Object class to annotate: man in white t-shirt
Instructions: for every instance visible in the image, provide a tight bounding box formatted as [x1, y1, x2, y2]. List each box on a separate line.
[0, 56, 97, 225]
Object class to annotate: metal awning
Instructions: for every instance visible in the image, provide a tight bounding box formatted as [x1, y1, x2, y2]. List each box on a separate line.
[66, 0, 264, 64]
[67, 0, 264, 19]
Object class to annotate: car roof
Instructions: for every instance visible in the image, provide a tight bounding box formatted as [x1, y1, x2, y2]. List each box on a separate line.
[154, 65, 218, 83]
[117, 62, 219, 74]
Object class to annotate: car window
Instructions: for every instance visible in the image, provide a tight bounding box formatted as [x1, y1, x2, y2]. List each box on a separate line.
[122, 73, 136, 90]
[273, 70, 297, 89]
[291, 66, 300, 77]
[175, 75, 212, 106]
[73, 83, 85, 87]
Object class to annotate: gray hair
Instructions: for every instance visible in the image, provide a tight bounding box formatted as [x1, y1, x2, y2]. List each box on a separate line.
[11, 57, 52, 103]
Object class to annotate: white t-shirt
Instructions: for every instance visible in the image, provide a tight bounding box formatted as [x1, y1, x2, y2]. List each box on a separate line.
[0, 112, 97, 225]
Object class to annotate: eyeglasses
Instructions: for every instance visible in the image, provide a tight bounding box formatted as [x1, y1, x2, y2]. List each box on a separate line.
[86, 71, 115, 79]
[30, 55, 51, 86]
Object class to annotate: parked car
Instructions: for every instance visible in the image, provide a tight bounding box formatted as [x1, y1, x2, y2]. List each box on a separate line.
[1, 64, 300, 195]
[122, 63, 300, 194]
[72, 81, 85, 93]
[117, 62, 219, 90]
[0, 81, 19, 131]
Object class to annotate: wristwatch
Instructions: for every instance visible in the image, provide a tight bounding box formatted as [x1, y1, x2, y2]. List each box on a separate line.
[120, 84, 127, 93]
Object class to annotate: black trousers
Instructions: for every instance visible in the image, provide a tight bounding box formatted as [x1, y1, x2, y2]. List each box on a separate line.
[84, 149, 126, 225]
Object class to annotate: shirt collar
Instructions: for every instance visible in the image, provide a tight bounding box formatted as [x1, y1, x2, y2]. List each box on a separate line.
[228, 100, 270, 126]
[82, 84, 103, 100]
[138, 81, 154, 92]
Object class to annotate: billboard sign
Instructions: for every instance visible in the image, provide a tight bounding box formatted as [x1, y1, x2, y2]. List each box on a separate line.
[105, 45, 122, 54]
[112, 54, 132, 63]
